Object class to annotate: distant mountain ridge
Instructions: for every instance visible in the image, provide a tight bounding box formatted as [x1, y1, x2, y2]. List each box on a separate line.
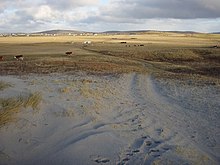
[34, 29, 202, 35]
[34, 29, 85, 34]
[1, 29, 219, 35]
[212, 32, 220, 34]
[103, 30, 201, 34]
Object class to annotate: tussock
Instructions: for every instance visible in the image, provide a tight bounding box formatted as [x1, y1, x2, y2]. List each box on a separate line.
[0, 81, 12, 91]
[0, 98, 23, 126]
[24, 92, 42, 110]
[59, 87, 70, 93]
[0, 92, 42, 127]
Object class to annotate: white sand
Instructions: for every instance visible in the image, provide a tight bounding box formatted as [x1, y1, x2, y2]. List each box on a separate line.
[0, 72, 219, 165]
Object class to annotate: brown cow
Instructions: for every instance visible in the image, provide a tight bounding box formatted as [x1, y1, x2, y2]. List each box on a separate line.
[0, 56, 3, 61]
[14, 55, 24, 61]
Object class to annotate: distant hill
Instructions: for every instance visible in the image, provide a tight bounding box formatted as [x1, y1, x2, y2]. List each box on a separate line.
[166, 31, 199, 34]
[2, 29, 219, 36]
[103, 30, 151, 34]
[34, 29, 85, 35]
[102, 30, 200, 34]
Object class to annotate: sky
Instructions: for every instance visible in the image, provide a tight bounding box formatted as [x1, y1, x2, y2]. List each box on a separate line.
[0, 0, 220, 33]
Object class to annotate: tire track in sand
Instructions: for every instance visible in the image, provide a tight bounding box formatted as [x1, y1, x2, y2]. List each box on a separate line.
[117, 73, 218, 165]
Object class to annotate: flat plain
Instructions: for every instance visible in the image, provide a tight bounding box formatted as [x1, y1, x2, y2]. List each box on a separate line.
[0, 32, 220, 165]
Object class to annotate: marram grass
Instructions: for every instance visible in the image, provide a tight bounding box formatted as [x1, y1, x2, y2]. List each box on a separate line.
[0, 81, 12, 91]
[0, 92, 42, 127]
[24, 92, 42, 110]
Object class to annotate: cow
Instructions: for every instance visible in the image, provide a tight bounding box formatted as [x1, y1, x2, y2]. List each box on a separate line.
[65, 51, 73, 56]
[14, 55, 24, 61]
[0, 56, 3, 61]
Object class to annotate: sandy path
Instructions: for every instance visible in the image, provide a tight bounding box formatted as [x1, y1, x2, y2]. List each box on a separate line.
[0, 72, 219, 165]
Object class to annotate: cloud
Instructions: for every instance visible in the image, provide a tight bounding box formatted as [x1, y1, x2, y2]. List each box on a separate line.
[0, 9, 37, 32]
[44, 0, 99, 10]
[96, 0, 220, 21]
[0, 0, 219, 33]
[33, 5, 59, 21]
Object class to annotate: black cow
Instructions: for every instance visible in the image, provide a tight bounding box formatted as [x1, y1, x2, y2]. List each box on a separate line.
[65, 51, 73, 56]
[14, 55, 24, 61]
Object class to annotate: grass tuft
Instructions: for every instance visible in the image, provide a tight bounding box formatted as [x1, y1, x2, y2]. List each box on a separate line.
[0, 98, 23, 126]
[0, 92, 42, 127]
[24, 92, 42, 110]
[0, 81, 12, 91]
[59, 87, 70, 93]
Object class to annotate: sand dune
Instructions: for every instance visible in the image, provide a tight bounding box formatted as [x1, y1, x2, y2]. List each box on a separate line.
[0, 72, 219, 165]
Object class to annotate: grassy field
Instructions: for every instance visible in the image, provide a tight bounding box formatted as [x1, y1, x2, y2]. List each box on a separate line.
[0, 32, 219, 84]
[1, 33, 219, 165]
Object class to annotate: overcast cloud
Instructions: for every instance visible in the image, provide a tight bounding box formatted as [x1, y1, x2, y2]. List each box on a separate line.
[0, 0, 219, 33]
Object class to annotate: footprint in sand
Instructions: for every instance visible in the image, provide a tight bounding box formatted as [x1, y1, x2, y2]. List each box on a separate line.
[118, 135, 172, 164]
[149, 149, 160, 157]
[90, 155, 110, 164]
[155, 128, 163, 136]
[132, 149, 140, 153]
[95, 158, 110, 164]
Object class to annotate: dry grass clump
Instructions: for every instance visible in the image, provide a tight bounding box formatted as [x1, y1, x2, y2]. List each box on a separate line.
[23, 92, 42, 110]
[0, 92, 42, 127]
[0, 81, 12, 91]
[59, 87, 71, 93]
[80, 82, 92, 98]
[0, 98, 23, 126]
[175, 146, 211, 164]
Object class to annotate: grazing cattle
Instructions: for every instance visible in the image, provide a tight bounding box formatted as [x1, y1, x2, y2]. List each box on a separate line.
[121, 42, 127, 44]
[212, 45, 218, 48]
[14, 55, 24, 61]
[140, 44, 144, 46]
[0, 56, 3, 61]
[65, 51, 72, 56]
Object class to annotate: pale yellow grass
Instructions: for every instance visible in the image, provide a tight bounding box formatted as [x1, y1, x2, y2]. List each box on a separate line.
[80, 81, 93, 98]
[0, 33, 219, 47]
[0, 33, 219, 78]
[0, 81, 12, 91]
[59, 87, 71, 93]
[0, 92, 42, 126]
[175, 146, 212, 164]
[24, 92, 42, 110]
